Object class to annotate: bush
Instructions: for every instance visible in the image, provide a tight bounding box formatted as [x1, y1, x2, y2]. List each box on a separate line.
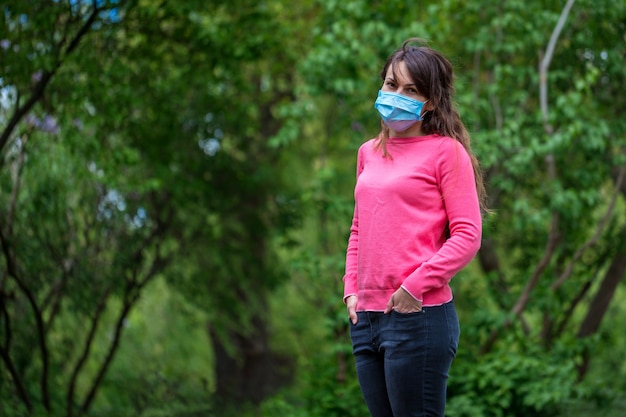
[446, 346, 592, 417]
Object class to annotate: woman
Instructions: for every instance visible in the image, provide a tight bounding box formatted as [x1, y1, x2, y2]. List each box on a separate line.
[342, 38, 487, 417]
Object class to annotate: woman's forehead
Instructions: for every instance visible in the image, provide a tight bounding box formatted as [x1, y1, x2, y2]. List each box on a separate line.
[386, 61, 413, 84]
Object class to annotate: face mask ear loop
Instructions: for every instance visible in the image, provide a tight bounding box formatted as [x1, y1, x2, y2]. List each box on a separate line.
[420, 100, 429, 120]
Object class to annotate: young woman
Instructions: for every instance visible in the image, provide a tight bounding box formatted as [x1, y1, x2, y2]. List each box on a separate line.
[342, 38, 487, 417]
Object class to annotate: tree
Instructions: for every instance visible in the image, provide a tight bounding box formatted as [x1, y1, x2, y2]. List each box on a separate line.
[1, 0, 304, 415]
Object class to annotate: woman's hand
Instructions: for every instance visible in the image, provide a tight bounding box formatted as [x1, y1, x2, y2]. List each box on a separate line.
[384, 287, 422, 314]
[346, 295, 358, 325]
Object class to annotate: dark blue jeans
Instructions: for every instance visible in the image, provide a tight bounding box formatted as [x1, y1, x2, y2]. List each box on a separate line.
[349, 302, 460, 417]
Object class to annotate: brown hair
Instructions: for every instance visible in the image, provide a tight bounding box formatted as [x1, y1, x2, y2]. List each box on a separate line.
[374, 38, 488, 212]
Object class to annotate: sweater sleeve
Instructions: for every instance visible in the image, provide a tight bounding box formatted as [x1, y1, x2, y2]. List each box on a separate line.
[401, 140, 482, 300]
[342, 145, 364, 302]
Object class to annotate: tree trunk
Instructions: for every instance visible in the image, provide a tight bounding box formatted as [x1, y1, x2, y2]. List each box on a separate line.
[210, 314, 294, 410]
[576, 234, 626, 378]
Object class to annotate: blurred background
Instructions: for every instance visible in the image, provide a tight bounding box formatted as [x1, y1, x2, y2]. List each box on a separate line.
[1, 0, 625, 416]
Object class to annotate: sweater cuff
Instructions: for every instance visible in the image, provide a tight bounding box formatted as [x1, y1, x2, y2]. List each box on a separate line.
[400, 285, 423, 302]
[343, 293, 357, 304]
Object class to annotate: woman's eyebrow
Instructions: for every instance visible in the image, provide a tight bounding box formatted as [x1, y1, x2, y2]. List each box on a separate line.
[389, 79, 416, 88]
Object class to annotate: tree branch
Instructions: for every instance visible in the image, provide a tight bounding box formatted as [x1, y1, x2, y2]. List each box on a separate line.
[0, 266, 30, 411]
[481, 1, 577, 353]
[76, 251, 172, 417]
[0, 292, 33, 412]
[539, 0, 576, 133]
[554, 278, 593, 337]
[64, 2, 100, 58]
[0, 70, 55, 155]
[5, 132, 30, 238]
[0, 228, 50, 410]
[0, 5, 101, 155]
[66, 289, 111, 417]
[481, 210, 560, 354]
[551, 164, 625, 290]
[76, 293, 134, 417]
[76, 208, 172, 416]
[576, 231, 626, 379]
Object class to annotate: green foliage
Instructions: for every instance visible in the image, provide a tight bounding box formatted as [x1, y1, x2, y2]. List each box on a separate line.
[279, 0, 626, 415]
[448, 347, 583, 417]
[299, 353, 367, 417]
[261, 291, 368, 417]
[2, 0, 304, 415]
[90, 278, 214, 415]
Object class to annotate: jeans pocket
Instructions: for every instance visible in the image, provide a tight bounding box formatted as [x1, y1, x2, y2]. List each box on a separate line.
[387, 310, 426, 344]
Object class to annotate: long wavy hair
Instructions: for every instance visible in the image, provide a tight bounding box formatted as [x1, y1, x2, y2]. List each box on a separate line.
[374, 38, 488, 212]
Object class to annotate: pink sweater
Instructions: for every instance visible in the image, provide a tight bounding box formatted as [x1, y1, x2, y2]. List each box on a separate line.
[343, 134, 482, 310]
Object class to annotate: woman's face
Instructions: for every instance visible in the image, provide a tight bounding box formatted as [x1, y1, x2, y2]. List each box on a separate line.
[380, 60, 431, 137]
[381, 60, 428, 103]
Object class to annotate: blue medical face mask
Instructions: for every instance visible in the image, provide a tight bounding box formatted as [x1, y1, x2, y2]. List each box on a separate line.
[374, 90, 427, 132]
